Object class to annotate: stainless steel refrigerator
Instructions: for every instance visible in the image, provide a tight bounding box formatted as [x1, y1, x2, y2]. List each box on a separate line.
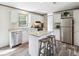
[60, 18, 74, 44]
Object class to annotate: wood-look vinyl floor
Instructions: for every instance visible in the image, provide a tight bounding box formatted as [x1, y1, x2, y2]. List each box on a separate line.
[0, 43, 29, 56]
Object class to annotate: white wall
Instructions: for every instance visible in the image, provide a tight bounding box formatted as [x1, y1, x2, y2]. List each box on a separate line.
[0, 6, 10, 48]
[47, 13, 54, 31]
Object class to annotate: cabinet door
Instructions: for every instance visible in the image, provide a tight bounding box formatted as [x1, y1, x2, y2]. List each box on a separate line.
[74, 32, 79, 46]
[22, 30, 28, 43]
[11, 32, 17, 46]
[15, 32, 19, 45]
[17, 31, 22, 44]
[54, 29, 60, 40]
[15, 31, 22, 45]
[73, 9, 79, 46]
[10, 9, 18, 23]
[53, 13, 61, 23]
[73, 10, 79, 32]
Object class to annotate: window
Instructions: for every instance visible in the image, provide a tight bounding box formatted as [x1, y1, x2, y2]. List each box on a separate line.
[19, 14, 28, 27]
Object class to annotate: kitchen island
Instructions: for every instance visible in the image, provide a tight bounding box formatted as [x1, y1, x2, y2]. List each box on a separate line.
[29, 30, 53, 56]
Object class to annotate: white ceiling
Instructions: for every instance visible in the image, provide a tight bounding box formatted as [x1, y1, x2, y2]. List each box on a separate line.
[0, 2, 79, 14]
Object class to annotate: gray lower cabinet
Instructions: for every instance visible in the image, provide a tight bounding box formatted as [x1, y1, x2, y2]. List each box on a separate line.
[9, 31, 22, 48]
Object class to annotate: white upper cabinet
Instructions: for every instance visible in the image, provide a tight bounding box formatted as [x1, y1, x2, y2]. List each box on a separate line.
[10, 9, 19, 23]
[53, 13, 61, 23]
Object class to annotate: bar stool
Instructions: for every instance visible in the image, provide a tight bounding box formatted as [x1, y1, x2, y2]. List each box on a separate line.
[39, 37, 50, 56]
[47, 35, 57, 56]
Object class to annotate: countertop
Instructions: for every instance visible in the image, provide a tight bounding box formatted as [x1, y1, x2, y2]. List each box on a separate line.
[8, 29, 21, 32]
[29, 30, 53, 37]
